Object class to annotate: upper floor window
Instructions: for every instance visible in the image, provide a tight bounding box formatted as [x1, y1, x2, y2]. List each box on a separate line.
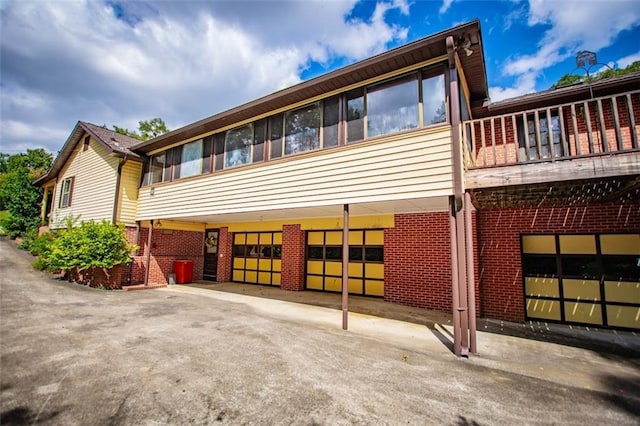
[59, 177, 74, 208]
[142, 62, 447, 186]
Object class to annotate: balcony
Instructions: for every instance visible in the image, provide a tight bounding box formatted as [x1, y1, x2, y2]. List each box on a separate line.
[462, 90, 640, 191]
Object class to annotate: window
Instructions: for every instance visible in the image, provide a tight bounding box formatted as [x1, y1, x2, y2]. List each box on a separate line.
[518, 114, 563, 160]
[285, 103, 320, 155]
[269, 113, 284, 159]
[181, 139, 203, 178]
[323, 96, 340, 148]
[83, 136, 90, 152]
[225, 124, 253, 168]
[423, 71, 446, 125]
[59, 177, 74, 208]
[253, 119, 266, 163]
[346, 89, 365, 143]
[149, 153, 165, 184]
[367, 76, 419, 138]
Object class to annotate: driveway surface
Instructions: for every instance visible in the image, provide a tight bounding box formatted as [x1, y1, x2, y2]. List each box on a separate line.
[1, 239, 639, 425]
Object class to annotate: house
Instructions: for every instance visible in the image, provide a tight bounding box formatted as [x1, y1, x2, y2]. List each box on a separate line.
[38, 20, 639, 353]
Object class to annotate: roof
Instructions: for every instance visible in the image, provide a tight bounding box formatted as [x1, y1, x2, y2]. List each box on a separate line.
[34, 121, 142, 185]
[134, 20, 488, 153]
[477, 71, 640, 117]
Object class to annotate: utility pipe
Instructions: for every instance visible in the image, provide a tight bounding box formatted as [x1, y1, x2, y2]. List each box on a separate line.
[464, 191, 478, 353]
[342, 204, 349, 330]
[111, 155, 128, 225]
[144, 220, 154, 286]
[449, 196, 462, 356]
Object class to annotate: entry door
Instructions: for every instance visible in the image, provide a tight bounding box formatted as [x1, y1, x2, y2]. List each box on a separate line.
[203, 229, 219, 281]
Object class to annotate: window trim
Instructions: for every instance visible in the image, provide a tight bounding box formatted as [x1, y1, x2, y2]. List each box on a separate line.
[59, 176, 74, 208]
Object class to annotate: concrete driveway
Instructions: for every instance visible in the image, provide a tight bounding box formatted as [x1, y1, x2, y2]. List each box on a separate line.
[1, 239, 639, 425]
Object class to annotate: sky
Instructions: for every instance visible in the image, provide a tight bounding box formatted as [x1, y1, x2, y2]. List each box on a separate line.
[1, 0, 639, 156]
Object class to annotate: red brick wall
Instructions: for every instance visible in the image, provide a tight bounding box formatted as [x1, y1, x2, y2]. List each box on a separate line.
[477, 202, 640, 323]
[217, 227, 232, 282]
[128, 226, 204, 285]
[384, 212, 455, 311]
[281, 224, 305, 291]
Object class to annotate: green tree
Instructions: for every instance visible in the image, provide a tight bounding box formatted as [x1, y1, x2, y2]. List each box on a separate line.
[552, 60, 640, 88]
[0, 149, 53, 235]
[113, 117, 170, 141]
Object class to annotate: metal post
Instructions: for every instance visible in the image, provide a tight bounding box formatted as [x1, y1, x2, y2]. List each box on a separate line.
[464, 192, 477, 353]
[144, 220, 154, 286]
[449, 196, 462, 356]
[342, 204, 349, 330]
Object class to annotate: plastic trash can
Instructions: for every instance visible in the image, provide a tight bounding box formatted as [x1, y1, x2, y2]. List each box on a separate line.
[173, 260, 193, 284]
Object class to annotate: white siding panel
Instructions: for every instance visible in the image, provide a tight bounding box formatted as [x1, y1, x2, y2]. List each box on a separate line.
[49, 139, 119, 228]
[117, 161, 142, 225]
[137, 128, 453, 220]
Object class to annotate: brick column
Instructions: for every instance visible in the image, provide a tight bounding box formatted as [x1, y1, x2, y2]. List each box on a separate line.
[217, 227, 233, 282]
[281, 224, 305, 291]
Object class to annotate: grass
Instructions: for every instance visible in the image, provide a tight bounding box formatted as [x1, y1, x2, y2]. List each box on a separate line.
[0, 210, 8, 235]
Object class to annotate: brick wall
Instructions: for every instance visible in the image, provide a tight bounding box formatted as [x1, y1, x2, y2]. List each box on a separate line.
[477, 202, 640, 323]
[217, 227, 232, 282]
[128, 226, 205, 285]
[281, 224, 305, 291]
[385, 212, 455, 312]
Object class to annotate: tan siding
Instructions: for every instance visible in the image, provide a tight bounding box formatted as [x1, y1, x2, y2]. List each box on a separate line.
[137, 127, 453, 220]
[49, 138, 119, 228]
[117, 161, 142, 226]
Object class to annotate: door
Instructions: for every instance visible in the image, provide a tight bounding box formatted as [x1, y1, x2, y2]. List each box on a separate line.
[203, 229, 219, 281]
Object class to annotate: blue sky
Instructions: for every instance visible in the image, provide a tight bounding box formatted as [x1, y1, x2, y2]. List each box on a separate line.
[1, 0, 639, 155]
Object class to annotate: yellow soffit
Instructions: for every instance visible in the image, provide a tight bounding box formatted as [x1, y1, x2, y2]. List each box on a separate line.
[207, 215, 395, 232]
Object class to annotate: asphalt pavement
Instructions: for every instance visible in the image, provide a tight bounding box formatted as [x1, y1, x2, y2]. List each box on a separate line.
[1, 238, 639, 424]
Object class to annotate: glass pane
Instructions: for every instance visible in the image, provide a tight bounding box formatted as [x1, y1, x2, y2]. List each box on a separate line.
[349, 246, 363, 261]
[365, 247, 384, 262]
[422, 74, 446, 125]
[181, 139, 203, 178]
[269, 113, 283, 159]
[285, 103, 320, 155]
[150, 152, 165, 184]
[172, 146, 182, 179]
[561, 256, 599, 279]
[602, 255, 640, 281]
[325, 246, 343, 260]
[233, 245, 246, 257]
[367, 77, 418, 138]
[522, 255, 557, 277]
[213, 133, 225, 171]
[307, 246, 323, 260]
[272, 245, 282, 259]
[323, 96, 339, 148]
[225, 124, 253, 168]
[253, 119, 266, 163]
[163, 149, 173, 182]
[202, 137, 213, 174]
[346, 89, 364, 143]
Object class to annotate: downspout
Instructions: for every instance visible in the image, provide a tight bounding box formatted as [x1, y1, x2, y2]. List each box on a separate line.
[342, 204, 349, 330]
[126, 221, 141, 285]
[447, 35, 470, 357]
[112, 155, 128, 225]
[144, 219, 154, 286]
[464, 192, 478, 353]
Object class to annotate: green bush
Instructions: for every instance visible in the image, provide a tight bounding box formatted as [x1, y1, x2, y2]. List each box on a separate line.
[42, 219, 138, 276]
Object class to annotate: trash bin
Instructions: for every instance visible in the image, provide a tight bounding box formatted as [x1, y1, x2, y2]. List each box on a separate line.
[173, 260, 193, 284]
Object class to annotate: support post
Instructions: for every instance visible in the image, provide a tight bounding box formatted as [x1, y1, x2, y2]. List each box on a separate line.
[449, 197, 462, 356]
[464, 192, 477, 353]
[342, 204, 349, 330]
[144, 220, 154, 286]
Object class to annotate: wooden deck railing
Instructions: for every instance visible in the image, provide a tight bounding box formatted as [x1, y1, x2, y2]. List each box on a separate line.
[462, 90, 640, 169]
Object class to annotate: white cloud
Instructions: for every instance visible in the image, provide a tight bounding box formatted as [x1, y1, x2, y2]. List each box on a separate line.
[0, 0, 410, 154]
[494, 0, 640, 100]
[439, 0, 454, 15]
[489, 72, 538, 102]
[616, 51, 640, 68]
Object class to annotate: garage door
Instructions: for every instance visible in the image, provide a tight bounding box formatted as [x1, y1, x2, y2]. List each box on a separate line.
[521, 233, 640, 329]
[232, 231, 282, 286]
[306, 229, 384, 297]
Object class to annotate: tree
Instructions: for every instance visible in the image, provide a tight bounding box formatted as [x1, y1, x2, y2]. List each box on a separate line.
[0, 149, 53, 236]
[113, 117, 170, 141]
[552, 60, 640, 88]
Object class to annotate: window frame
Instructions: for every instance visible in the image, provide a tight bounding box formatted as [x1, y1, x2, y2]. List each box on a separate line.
[59, 176, 74, 208]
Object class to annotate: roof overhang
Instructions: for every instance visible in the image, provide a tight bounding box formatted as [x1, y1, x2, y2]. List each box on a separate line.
[133, 20, 488, 154]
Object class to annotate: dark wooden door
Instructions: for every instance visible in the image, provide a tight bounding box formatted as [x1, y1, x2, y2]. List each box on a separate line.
[203, 229, 219, 281]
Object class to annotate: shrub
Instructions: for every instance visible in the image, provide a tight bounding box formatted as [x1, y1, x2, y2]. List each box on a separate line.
[41, 219, 138, 287]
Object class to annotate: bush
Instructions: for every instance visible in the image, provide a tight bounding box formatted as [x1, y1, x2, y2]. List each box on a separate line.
[41, 219, 138, 286]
